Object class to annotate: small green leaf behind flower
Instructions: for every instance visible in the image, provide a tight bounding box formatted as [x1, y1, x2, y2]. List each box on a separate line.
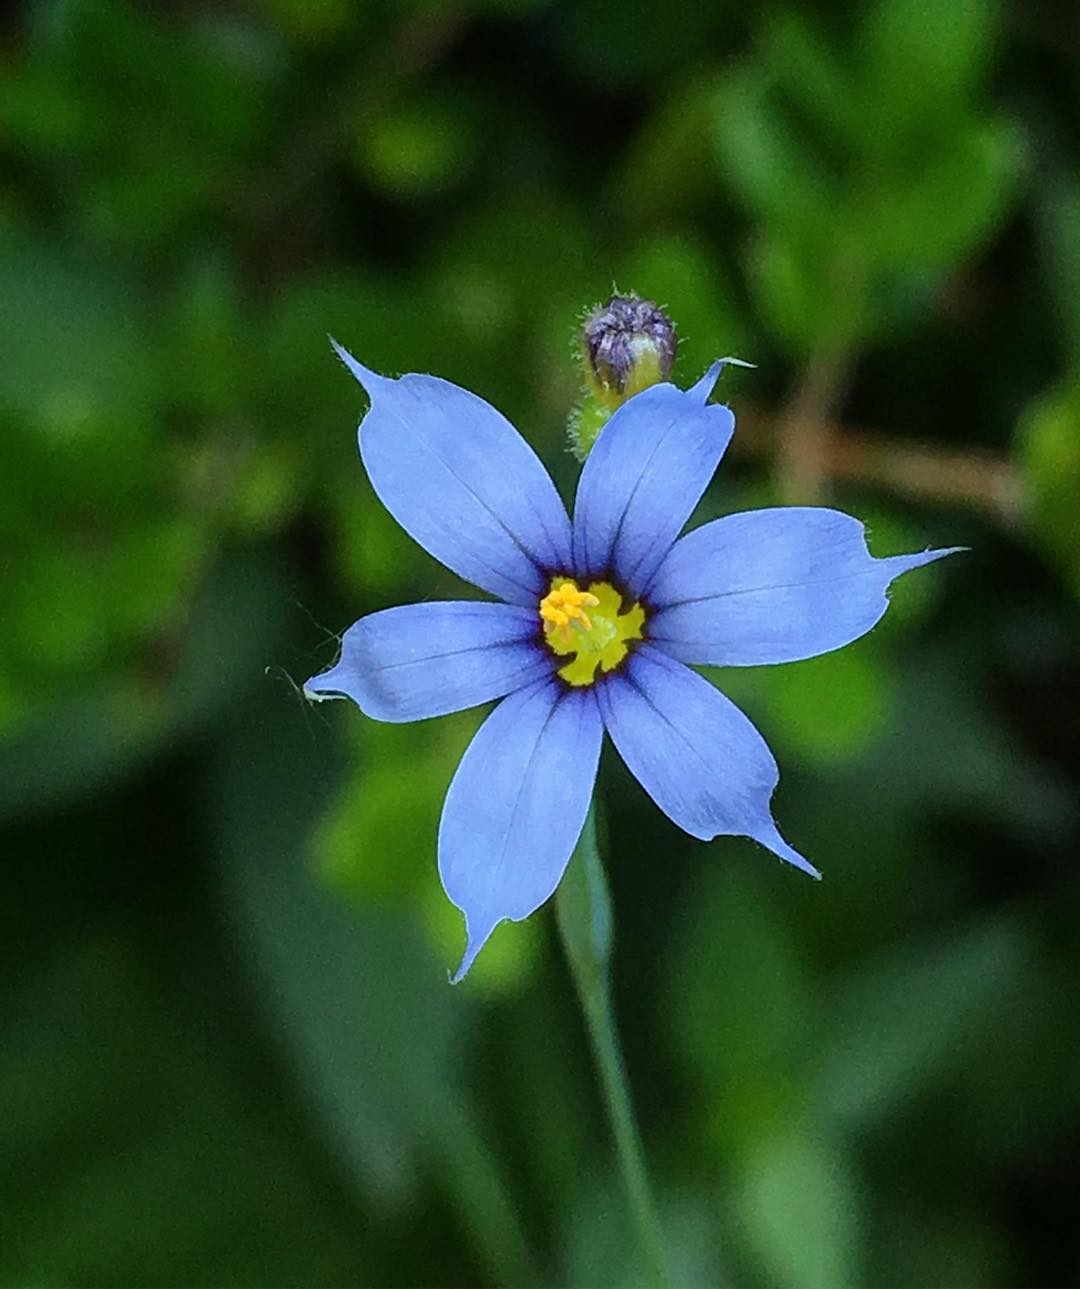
[712, 0, 1022, 359]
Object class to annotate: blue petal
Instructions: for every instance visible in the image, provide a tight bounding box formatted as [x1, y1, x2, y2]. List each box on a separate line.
[598, 644, 819, 877]
[333, 340, 572, 606]
[439, 678, 602, 981]
[305, 601, 551, 722]
[647, 507, 963, 666]
[571, 363, 735, 598]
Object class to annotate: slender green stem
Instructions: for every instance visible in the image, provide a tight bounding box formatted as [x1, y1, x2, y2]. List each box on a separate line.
[555, 801, 671, 1288]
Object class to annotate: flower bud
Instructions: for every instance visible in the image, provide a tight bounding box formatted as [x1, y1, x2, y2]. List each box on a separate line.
[582, 294, 677, 409]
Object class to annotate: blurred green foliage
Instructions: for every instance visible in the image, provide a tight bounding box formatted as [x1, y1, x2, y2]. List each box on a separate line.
[2, 0, 1079, 1285]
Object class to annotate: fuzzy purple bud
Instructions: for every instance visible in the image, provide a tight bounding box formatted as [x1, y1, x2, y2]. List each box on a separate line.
[582, 294, 677, 398]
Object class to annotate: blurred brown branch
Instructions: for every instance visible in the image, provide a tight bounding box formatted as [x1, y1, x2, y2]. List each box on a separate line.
[737, 403, 1025, 524]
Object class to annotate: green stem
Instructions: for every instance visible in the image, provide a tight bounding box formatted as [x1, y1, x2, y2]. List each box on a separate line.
[555, 801, 671, 1288]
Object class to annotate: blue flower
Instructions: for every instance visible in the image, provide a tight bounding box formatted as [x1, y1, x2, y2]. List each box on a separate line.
[308, 342, 957, 980]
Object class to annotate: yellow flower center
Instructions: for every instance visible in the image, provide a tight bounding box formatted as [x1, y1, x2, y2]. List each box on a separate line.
[539, 578, 645, 686]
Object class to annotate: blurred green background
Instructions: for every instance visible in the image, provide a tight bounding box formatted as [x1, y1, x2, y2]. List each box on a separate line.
[3, 0, 1079, 1284]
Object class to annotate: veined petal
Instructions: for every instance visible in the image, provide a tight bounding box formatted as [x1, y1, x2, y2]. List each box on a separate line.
[439, 678, 602, 981]
[598, 645, 819, 877]
[334, 340, 572, 606]
[571, 363, 735, 598]
[305, 601, 551, 722]
[647, 507, 963, 666]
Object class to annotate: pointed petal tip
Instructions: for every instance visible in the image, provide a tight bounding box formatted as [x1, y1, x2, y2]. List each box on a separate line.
[688, 355, 755, 402]
[883, 544, 969, 579]
[449, 917, 498, 985]
[752, 821, 822, 880]
[689, 360, 724, 402]
[782, 848, 823, 881]
[931, 544, 970, 560]
[329, 337, 385, 394]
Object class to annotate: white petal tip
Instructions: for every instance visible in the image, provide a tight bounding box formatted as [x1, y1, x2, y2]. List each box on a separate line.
[717, 355, 757, 370]
[303, 668, 344, 702]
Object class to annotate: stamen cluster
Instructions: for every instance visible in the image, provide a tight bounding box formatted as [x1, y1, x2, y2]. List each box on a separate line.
[539, 581, 599, 641]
